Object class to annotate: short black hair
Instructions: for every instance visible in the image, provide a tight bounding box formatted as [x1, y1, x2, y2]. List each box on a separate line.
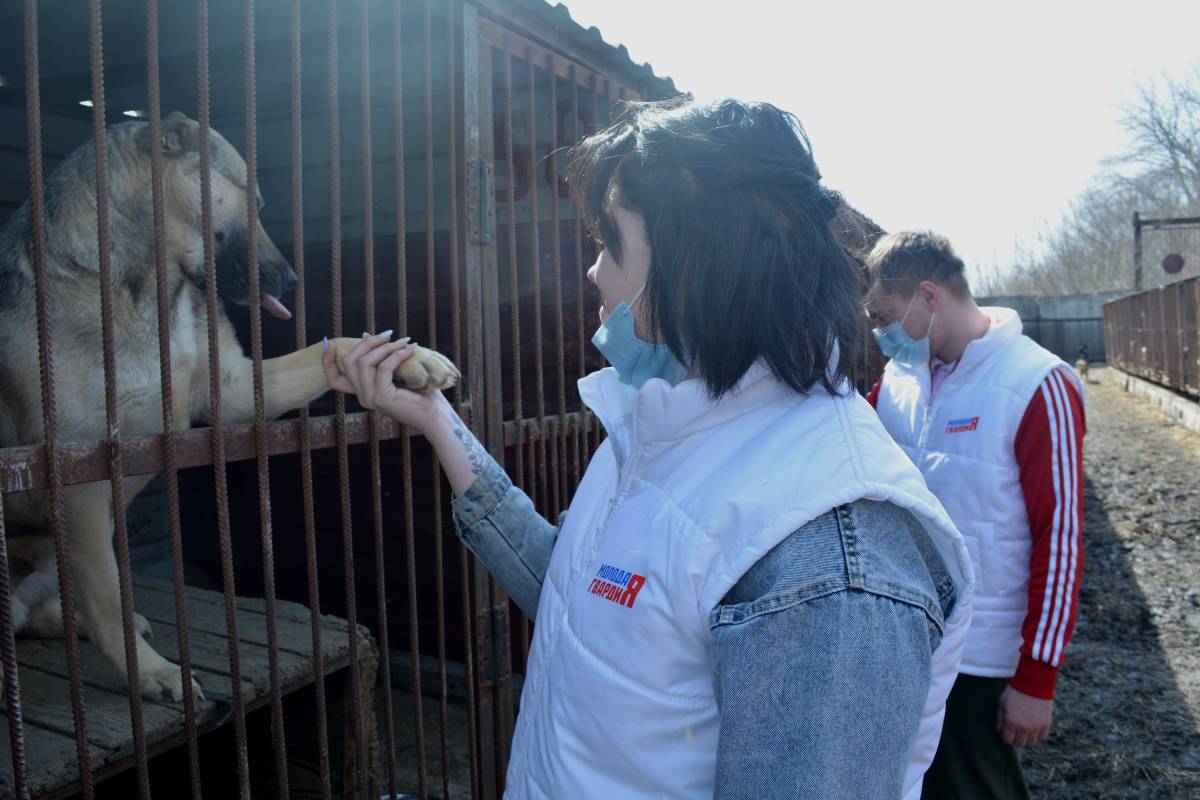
[567, 97, 864, 398]
[866, 231, 971, 298]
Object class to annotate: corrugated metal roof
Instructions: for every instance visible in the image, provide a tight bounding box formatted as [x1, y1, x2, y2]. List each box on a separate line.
[513, 0, 680, 98]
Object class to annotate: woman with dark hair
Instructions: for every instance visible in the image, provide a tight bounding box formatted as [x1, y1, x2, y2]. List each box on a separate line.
[325, 98, 973, 800]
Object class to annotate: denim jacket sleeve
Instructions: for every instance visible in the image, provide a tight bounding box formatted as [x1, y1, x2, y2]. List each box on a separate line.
[709, 502, 948, 800]
[450, 455, 558, 619]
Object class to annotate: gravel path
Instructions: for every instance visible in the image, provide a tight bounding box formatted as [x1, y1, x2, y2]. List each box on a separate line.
[1021, 368, 1200, 798]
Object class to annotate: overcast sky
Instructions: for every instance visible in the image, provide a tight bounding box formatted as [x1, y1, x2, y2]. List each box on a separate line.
[558, 0, 1200, 284]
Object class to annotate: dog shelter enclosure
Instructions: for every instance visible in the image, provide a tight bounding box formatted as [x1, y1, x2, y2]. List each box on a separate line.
[1104, 214, 1200, 397]
[0, 0, 675, 797]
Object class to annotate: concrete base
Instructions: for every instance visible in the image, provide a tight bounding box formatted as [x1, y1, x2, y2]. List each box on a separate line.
[1101, 366, 1200, 434]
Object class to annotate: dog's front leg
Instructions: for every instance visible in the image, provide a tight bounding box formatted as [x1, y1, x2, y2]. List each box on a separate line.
[63, 481, 200, 701]
[211, 337, 459, 425]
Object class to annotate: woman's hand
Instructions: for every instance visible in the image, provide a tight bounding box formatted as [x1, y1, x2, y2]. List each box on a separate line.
[323, 332, 495, 497]
[322, 333, 448, 434]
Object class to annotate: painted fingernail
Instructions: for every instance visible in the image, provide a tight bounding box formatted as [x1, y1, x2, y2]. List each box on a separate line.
[322, 336, 329, 353]
[379, 329, 394, 338]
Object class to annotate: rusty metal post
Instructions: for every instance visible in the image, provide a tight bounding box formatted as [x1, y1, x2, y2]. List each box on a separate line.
[93, 2, 155, 796]
[357, 3, 402, 798]
[22, 0, 95, 794]
[547, 58, 567, 516]
[238, 0, 294, 791]
[0, 491, 30, 800]
[1133, 212, 1143, 291]
[392, 2, 430, 796]
[195, 0, 252, 792]
[290, 0, 333, 793]
[326, 1, 368, 792]
[465, 9, 511, 797]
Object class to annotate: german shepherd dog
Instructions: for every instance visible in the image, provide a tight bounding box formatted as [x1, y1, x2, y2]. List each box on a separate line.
[0, 112, 458, 700]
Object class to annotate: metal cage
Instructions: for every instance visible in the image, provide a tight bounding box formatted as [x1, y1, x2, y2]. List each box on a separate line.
[0, 1, 674, 797]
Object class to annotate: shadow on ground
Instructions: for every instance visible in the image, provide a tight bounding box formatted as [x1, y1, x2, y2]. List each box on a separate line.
[1021, 476, 1200, 798]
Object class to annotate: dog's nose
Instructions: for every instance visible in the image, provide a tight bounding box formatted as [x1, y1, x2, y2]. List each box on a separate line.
[282, 266, 299, 291]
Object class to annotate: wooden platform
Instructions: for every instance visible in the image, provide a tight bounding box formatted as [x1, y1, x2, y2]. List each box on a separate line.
[0, 578, 378, 799]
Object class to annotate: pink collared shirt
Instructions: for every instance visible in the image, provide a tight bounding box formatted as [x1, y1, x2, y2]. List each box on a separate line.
[929, 356, 959, 402]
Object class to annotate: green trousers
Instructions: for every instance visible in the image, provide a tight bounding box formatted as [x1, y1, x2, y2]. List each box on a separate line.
[921, 674, 1031, 800]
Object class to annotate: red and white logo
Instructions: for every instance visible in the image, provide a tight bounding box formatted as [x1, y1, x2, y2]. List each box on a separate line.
[587, 563, 646, 609]
[946, 416, 980, 434]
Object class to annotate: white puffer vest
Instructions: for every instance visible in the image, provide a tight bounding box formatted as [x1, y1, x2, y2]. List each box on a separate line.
[873, 307, 1079, 677]
[505, 362, 975, 799]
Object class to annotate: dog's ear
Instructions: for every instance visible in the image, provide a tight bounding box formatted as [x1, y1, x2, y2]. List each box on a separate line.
[136, 111, 199, 157]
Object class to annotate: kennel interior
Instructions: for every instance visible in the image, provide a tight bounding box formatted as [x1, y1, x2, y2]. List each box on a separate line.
[0, 0, 675, 797]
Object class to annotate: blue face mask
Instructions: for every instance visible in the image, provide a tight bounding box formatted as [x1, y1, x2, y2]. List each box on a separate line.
[592, 284, 689, 389]
[872, 294, 935, 369]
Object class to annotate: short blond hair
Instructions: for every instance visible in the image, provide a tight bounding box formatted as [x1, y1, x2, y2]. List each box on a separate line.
[866, 230, 970, 298]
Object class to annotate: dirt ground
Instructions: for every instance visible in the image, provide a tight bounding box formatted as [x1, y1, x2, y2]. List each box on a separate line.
[1021, 368, 1200, 798]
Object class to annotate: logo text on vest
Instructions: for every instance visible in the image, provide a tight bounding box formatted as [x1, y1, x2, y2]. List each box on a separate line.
[946, 416, 980, 434]
[587, 563, 646, 609]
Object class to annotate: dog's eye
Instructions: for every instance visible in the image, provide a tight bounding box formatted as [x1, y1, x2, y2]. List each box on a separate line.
[215, 231, 225, 243]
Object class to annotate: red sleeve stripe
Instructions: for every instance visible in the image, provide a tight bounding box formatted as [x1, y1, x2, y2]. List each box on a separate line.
[1045, 370, 1081, 664]
[1030, 369, 1080, 665]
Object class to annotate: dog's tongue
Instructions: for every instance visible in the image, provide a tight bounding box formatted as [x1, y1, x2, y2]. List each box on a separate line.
[261, 292, 292, 320]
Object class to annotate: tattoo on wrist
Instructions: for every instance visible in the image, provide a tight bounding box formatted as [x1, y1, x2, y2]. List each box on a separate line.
[451, 416, 488, 476]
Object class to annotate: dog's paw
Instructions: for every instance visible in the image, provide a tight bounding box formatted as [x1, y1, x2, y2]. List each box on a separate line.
[134, 613, 153, 641]
[394, 346, 461, 392]
[138, 655, 205, 703]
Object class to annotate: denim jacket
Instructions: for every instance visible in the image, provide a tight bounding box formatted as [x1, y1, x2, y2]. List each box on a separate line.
[453, 457, 955, 799]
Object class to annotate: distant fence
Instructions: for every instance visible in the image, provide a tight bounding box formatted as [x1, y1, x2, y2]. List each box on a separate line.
[1103, 276, 1200, 397]
[979, 292, 1128, 362]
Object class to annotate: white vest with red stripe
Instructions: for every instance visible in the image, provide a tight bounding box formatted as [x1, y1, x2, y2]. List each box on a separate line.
[873, 307, 1079, 677]
[504, 362, 974, 799]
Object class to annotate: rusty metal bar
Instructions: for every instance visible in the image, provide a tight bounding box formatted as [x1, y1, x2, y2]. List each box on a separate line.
[195, 0, 252, 792]
[448, 4, 484, 799]
[424, 2, 455, 797]
[1138, 215, 1200, 227]
[359, 3, 400, 797]
[469, 21, 507, 797]
[520, 435, 534, 665]
[503, 41, 525, 533]
[393, 1, 430, 796]
[0, 491, 30, 800]
[97, 0, 154, 794]
[290, 0, 332, 796]
[239, 0, 293, 789]
[23, 0, 95, 794]
[570, 66, 585, 493]
[1134, 212, 1144, 291]
[548, 60, 567, 515]
[0, 410, 441, 495]
[501, 412, 595, 447]
[526, 46, 550, 543]
[327, 0, 368, 793]
[446, 15, 468, 778]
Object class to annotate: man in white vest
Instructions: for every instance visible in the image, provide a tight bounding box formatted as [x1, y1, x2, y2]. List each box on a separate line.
[864, 231, 1086, 800]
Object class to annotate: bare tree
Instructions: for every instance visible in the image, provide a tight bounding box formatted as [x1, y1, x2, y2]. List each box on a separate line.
[990, 62, 1200, 295]
[1109, 65, 1200, 209]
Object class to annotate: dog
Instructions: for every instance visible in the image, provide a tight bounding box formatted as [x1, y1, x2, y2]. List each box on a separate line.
[1075, 358, 1089, 381]
[0, 112, 458, 700]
